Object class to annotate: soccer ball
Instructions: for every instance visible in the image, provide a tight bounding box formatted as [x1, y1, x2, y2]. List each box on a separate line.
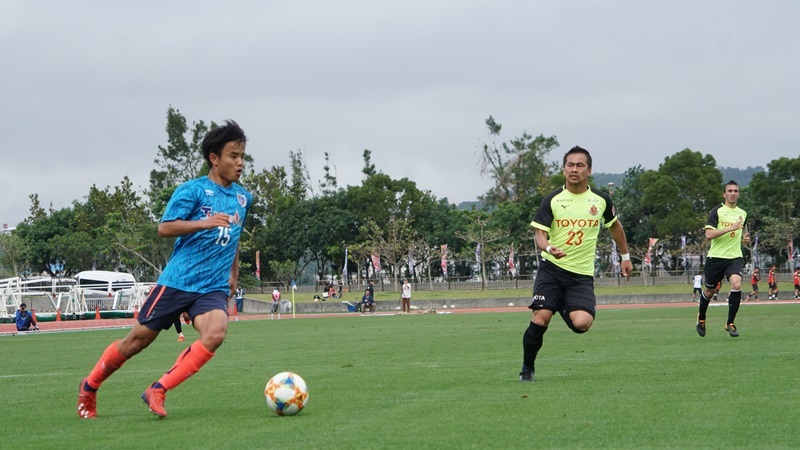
[265, 371, 309, 416]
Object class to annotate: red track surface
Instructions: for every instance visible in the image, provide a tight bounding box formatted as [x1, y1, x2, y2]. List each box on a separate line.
[3, 300, 798, 336]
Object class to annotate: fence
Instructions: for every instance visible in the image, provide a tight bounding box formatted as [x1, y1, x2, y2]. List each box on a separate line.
[243, 269, 800, 295]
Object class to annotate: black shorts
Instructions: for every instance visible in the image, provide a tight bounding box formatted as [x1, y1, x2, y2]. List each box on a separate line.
[138, 285, 228, 331]
[751, 284, 759, 292]
[769, 282, 778, 290]
[528, 260, 596, 317]
[693, 287, 702, 294]
[271, 302, 280, 313]
[703, 257, 743, 289]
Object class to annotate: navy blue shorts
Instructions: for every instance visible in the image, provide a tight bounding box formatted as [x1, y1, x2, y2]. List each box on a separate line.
[528, 260, 596, 317]
[138, 285, 228, 331]
[703, 257, 743, 289]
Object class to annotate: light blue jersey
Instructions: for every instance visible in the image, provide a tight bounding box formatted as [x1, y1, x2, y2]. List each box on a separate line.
[158, 176, 252, 294]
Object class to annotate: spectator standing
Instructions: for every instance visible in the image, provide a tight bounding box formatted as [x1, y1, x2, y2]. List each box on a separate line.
[271, 287, 281, 320]
[746, 268, 760, 301]
[692, 274, 703, 301]
[401, 278, 412, 313]
[793, 268, 799, 299]
[768, 265, 778, 300]
[235, 286, 245, 313]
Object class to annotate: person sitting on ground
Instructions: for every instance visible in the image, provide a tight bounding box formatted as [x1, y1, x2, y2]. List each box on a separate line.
[16, 303, 39, 331]
[361, 288, 375, 316]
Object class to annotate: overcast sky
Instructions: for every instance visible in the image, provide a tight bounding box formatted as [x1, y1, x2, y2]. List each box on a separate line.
[2, 1, 798, 228]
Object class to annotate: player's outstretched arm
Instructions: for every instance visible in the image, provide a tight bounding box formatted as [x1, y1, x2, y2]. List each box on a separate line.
[609, 221, 633, 280]
[158, 213, 232, 238]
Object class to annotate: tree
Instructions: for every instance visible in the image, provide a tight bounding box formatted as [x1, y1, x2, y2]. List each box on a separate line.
[748, 156, 799, 263]
[149, 106, 210, 195]
[355, 217, 416, 290]
[319, 152, 338, 196]
[261, 193, 356, 284]
[639, 149, 721, 248]
[14, 207, 76, 276]
[754, 216, 800, 266]
[0, 232, 27, 278]
[479, 116, 559, 207]
[269, 259, 299, 289]
[456, 212, 508, 288]
[611, 166, 652, 247]
[361, 149, 376, 179]
[25, 193, 47, 224]
[288, 150, 311, 200]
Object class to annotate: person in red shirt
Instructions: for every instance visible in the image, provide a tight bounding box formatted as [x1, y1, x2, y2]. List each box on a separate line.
[768, 265, 778, 300]
[793, 268, 799, 300]
[746, 268, 760, 301]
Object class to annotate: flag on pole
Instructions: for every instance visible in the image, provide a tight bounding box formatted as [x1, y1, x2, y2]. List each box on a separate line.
[255, 250, 261, 280]
[680, 235, 686, 269]
[342, 248, 348, 280]
[408, 248, 415, 278]
[440, 244, 448, 277]
[753, 234, 759, 267]
[371, 251, 381, 275]
[644, 238, 659, 267]
[290, 279, 297, 319]
[508, 244, 516, 275]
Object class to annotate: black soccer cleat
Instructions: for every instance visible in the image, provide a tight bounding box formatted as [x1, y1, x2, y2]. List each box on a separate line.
[519, 371, 535, 382]
[696, 318, 706, 337]
[725, 323, 739, 337]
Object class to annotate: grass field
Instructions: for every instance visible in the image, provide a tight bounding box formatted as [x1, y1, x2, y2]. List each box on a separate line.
[2, 303, 799, 449]
[253, 283, 696, 304]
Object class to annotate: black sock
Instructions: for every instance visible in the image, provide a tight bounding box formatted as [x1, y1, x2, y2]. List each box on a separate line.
[698, 292, 711, 320]
[727, 290, 742, 324]
[522, 322, 547, 373]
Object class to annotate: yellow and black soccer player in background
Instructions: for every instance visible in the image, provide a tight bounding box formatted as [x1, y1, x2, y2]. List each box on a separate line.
[696, 181, 749, 338]
[519, 146, 633, 382]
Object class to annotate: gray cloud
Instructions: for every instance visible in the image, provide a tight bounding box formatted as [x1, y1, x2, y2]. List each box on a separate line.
[2, 0, 798, 228]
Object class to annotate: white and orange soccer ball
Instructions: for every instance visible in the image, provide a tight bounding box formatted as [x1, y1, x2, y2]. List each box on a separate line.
[265, 371, 309, 416]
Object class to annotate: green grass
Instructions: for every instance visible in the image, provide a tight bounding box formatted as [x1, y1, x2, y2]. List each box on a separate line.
[3, 304, 799, 449]
[253, 283, 694, 303]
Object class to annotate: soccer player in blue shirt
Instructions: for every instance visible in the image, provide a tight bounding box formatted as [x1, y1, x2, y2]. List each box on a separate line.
[78, 120, 252, 419]
[15, 303, 38, 331]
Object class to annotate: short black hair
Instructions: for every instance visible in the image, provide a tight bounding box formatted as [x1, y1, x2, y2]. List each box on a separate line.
[19, 303, 27, 308]
[562, 146, 592, 169]
[724, 180, 739, 191]
[201, 119, 247, 165]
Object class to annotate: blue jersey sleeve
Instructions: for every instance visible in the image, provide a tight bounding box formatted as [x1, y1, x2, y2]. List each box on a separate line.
[162, 183, 203, 222]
